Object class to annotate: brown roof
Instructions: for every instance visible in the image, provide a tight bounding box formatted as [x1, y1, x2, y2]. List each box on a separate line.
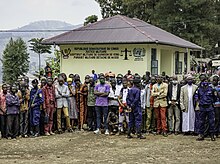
[43, 15, 203, 50]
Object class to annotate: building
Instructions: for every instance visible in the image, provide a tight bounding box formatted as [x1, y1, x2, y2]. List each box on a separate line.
[43, 15, 202, 78]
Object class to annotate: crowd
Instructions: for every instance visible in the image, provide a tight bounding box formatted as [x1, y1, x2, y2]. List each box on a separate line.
[0, 69, 219, 141]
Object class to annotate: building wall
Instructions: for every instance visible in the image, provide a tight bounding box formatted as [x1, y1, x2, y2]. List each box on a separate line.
[59, 44, 188, 78]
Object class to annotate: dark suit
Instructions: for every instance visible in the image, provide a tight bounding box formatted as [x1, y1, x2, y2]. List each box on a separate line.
[167, 83, 181, 132]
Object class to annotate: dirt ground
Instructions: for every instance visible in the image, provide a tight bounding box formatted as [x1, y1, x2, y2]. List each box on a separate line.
[0, 132, 219, 164]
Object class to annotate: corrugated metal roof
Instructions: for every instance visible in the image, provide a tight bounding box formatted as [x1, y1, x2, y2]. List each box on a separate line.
[43, 15, 203, 50]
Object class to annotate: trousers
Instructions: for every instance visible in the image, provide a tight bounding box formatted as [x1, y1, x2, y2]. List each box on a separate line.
[57, 107, 71, 130]
[155, 106, 167, 133]
[20, 111, 28, 136]
[167, 105, 180, 132]
[6, 114, 19, 138]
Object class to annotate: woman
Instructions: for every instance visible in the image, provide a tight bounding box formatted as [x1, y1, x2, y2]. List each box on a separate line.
[67, 78, 78, 129]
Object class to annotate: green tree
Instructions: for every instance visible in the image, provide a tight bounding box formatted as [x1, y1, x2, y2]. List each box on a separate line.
[2, 38, 29, 84]
[29, 38, 51, 79]
[84, 15, 98, 26]
[46, 50, 60, 78]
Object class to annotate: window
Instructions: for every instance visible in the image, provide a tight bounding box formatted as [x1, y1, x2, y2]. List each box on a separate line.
[184, 52, 188, 73]
[175, 51, 182, 74]
[151, 48, 158, 75]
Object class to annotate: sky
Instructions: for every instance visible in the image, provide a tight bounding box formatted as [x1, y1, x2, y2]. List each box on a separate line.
[0, 0, 102, 29]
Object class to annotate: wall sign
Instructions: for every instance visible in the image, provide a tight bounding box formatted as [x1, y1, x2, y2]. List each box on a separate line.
[133, 48, 146, 61]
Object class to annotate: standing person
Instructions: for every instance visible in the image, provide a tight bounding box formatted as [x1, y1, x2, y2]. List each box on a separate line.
[39, 77, 47, 135]
[44, 62, 52, 78]
[151, 75, 168, 137]
[118, 80, 129, 134]
[167, 76, 181, 135]
[0, 84, 8, 139]
[140, 84, 147, 132]
[29, 79, 44, 137]
[108, 79, 119, 113]
[126, 74, 146, 139]
[87, 77, 96, 131]
[180, 76, 198, 134]
[42, 77, 56, 136]
[79, 75, 89, 130]
[91, 70, 98, 82]
[17, 81, 30, 138]
[55, 77, 73, 133]
[94, 75, 110, 135]
[196, 77, 216, 141]
[67, 78, 78, 130]
[6, 85, 20, 139]
[145, 76, 156, 135]
[212, 75, 220, 137]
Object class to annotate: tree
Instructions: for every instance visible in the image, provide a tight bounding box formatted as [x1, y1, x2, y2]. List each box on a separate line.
[29, 38, 51, 79]
[46, 50, 61, 78]
[95, 0, 220, 57]
[84, 15, 98, 26]
[2, 38, 29, 84]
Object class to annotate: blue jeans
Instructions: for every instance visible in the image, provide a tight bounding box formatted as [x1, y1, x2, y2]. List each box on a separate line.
[95, 106, 108, 130]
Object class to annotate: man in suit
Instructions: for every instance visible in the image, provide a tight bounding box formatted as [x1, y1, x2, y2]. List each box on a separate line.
[152, 75, 168, 137]
[167, 76, 181, 135]
[180, 75, 198, 134]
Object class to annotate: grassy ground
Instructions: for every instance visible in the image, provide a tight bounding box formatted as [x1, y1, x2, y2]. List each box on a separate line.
[0, 132, 219, 164]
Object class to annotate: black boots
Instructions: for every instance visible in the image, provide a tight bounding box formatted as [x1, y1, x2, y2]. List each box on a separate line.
[137, 128, 146, 139]
[211, 134, 216, 141]
[34, 125, 40, 137]
[196, 134, 204, 141]
[127, 128, 133, 139]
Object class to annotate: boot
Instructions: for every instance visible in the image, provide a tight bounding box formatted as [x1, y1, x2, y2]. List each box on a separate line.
[137, 128, 146, 139]
[30, 126, 35, 137]
[196, 134, 204, 141]
[210, 134, 216, 141]
[127, 128, 133, 139]
[34, 125, 40, 137]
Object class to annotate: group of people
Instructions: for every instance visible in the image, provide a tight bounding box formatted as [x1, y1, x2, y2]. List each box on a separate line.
[0, 70, 219, 142]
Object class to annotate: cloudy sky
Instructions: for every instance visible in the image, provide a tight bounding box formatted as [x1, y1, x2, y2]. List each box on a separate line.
[0, 0, 102, 29]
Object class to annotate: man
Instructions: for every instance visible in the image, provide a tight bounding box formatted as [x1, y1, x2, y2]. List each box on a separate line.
[151, 75, 168, 137]
[29, 79, 44, 137]
[91, 70, 98, 82]
[17, 81, 30, 137]
[118, 80, 129, 134]
[0, 84, 8, 138]
[180, 75, 198, 134]
[45, 62, 52, 77]
[55, 77, 73, 133]
[145, 76, 156, 134]
[79, 75, 89, 130]
[167, 76, 181, 135]
[42, 77, 57, 136]
[212, 75, 220, 137]
[196, 76, 216, 141]
[6, 85, 20, 139]
[126, 74, 145, 139]
[87, 77, 96, 131]
[108, 79, 119, 114]
[94, 75, 110, 135]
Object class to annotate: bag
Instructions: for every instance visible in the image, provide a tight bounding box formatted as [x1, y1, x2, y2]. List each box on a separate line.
[44, 113, 49, 124]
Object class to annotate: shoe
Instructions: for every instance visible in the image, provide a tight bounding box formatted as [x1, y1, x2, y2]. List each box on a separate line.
[211, 134, 216, 141]
[168, 132, 173, 135]
[105, 130, 110, 135]
[45, 132, 50, 136]
[34, 133, 40, 137]
[174, 132, 179, 135]
[127, 128, 133, 139]
[57, 130, 63, 134]
[163, 132, 168, 137]
[196, 135, 204, 141]
[94, 129, 100, 134]
[24, 135, 28, 138]
[137, 128, 146, 139]
[50, 132, 55, 135]
[68, 128, 74, 133]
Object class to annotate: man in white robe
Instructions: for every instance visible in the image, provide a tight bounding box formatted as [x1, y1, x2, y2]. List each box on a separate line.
[180, 76, 198, 133]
